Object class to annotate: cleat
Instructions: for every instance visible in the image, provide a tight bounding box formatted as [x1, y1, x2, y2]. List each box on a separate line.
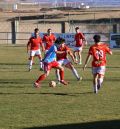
[79, 62, 82, 65]
[77, 77, 82, 81]
[40, 68, 43, 71]
[57, 81, 61, 85]
[97, 85, 100, 90]
[60, 80, 68, 85]
[94, 90, 98, 94]
[29, 68, 31, 72]
[33, 82, 40, 88]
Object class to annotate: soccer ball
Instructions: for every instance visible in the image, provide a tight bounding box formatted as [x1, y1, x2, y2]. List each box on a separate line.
[49, 81, 56, 88]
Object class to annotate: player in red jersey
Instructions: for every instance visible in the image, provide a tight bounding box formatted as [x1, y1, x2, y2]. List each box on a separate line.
[27, 28, 45, 71]
[43, 28, 56, 53]
[83, 35, 112, 93]
[56, 38, 81, 83]
[73, 27, 87, 64]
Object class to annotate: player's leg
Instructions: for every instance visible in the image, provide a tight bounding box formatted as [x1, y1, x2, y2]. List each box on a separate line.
[93, 73, 99, 94]
[97, 74, 104, 90]
[34, 62, 50, 88]
[92, 67, 100, 93]
[36, 49, 43, 70]
[55, 64, 68, 85]
[56, 60, 64, 84]
[97, 66, 105, 90]
[78, 48, 82, 64]
[65, 61, 80, 81]
[73, 51, 78, 62]
[38, 54, 43, 70]
[29, 56, 34, 71]
[56, 69, 61, 84]
[28, 50, 36, 71]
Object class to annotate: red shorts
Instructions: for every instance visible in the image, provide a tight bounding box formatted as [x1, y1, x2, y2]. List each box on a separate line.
[44, 61, 59, 71]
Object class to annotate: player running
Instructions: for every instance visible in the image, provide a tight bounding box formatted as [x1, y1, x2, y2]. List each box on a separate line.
[42, 28, 56, 53]
[27, 28, 45, 71]
[33, 37, 68, 88]
[83, 35, 112, 94]
[73, 27, 87, 64]
[56, 38, 81, 83]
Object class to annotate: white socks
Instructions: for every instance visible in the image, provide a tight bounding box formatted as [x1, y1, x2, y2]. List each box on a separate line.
[72, 67, 80, 80]
[29, 60, 33, 70]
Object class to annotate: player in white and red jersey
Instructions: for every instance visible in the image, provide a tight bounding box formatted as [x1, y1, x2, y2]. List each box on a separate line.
[42, 28, 56, 53]
[83, 34, 112, 93]
[56, 38, 81, 84]
[27, 28, 45, 71]
[73, 27, 87, 64]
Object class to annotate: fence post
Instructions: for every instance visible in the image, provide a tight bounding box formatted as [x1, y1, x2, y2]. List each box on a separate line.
[11, 20, 19, 44]
[113, 24, 119, 33]
[61, 22, 69, 33]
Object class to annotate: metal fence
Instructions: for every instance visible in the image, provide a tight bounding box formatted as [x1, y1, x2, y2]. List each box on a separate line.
[0, 2, 120, 44]
[0, 31, 110, 45]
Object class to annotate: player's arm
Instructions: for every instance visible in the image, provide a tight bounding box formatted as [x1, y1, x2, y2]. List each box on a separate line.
[109, 51, 112, 55]
[41, 43, 45, 52]
[55, 50, 66, 54]
[82, 33, 87, 46]
[105, 44, 113, 55]
[68, 50, 77, 63]
[40, 39, 45, 52]
[53, 35, 56, 42]
[83, 54, 91, 71]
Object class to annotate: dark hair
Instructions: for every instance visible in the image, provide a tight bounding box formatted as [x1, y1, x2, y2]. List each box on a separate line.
[55, 37, 65, 44]
[60, 38, 65, 43]
[34, 28, 39, 32]
[47, 28, 51, 32]
[75, 27, 79, 30]
[93, 35, 101, 43]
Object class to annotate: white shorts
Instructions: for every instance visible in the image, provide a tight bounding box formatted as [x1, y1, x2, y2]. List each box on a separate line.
[58, 59, 70, 66]
[92, 66, 106, 76]
[30, 49, 41, 57]
[73, 46, 83, 52]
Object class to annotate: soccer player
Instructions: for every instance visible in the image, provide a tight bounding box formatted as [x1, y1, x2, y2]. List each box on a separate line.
[56, 38, 81, 83]
[27, 28, 45, 71]
[73, 27, 87, 64]
[42, 28, 56, 53]
[33, 37, 68, 88]
[83, 35, 112, 94]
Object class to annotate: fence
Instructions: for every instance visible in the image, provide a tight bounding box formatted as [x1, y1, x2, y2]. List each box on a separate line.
[0, 31, 110, 46]
[0, 2, 120, 44]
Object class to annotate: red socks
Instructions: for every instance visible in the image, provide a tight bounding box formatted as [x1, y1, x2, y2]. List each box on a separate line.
[36, 74, 46, 83]
[59, 70, 64, 81]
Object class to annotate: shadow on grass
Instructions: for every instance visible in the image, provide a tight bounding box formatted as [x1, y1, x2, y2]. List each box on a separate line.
[23, 120, 120, 129]
[0, 92, 93, 96]
[0, 79, 33, 85]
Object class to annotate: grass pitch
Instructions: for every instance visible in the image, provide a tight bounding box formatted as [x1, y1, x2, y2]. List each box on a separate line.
[0, 45, 120, 129]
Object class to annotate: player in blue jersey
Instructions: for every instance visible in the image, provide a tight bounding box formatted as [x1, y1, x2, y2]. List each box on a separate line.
[33, 37, 68, 88]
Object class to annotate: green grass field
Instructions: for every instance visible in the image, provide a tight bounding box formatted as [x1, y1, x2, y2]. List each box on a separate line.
[0, 45, 120, 129]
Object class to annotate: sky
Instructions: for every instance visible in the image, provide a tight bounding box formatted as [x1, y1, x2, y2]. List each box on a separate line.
[3, 0, 120, 7]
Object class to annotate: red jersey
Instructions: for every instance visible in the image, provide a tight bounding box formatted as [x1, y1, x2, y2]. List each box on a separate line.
[57, 45, 70, 60]
[28, 36, 42, 50]
[75, 32, 85, 47]
[43, 34, 56, 50]
[88, 43, 112, 67]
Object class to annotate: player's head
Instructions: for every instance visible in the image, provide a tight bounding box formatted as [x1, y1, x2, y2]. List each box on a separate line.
[75, 27, 80, 33]
[34, 28, 39, 38]
[60, 38, 65, 47]
[47, 28, 52, 35]
[93, 35, 101, 43]
[55, 37, 65, 47]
